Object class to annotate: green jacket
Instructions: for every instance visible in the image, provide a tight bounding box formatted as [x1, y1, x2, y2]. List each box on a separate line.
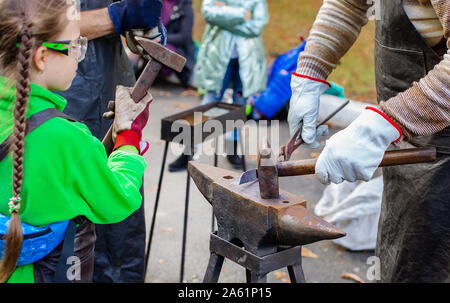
[0, 77, 147, 282]
[195, 0, 269, 98]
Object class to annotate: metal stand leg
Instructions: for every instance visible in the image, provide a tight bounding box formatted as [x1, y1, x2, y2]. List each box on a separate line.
[144, 141, 169, 276]
[287, 263, 306, 283]
[180, 153, 193, 283]
[203, 252, 225, 283]
[207, 233, 305, 284]
[246, 271, 267, 283]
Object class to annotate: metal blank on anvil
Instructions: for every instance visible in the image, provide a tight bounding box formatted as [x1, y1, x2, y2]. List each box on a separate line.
[188, 162, 346, 255]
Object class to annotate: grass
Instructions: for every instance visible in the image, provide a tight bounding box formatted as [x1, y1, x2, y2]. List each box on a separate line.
[192, 0, 377, 102]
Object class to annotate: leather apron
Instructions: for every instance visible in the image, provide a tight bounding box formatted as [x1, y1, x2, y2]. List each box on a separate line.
[34, 219, 96, 283]
[374, 0, 450, 282]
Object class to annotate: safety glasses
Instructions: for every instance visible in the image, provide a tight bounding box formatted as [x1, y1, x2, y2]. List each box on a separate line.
[42, 36, 88, 63]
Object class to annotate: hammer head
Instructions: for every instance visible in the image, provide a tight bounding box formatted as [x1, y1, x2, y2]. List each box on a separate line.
[257, 143, 279, 199]
[135, 36, 186, 72]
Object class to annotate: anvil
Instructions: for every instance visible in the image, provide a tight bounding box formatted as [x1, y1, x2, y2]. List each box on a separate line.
[188, 162, 346, 256]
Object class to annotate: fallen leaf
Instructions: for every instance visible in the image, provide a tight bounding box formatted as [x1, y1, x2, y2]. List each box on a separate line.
[158, 227, 175, 233]
[310, 152, 320, 158]
[172, 103, 190, 109]
[181, 89, 200, 97]
[147, 186, 158, 193]
[302, 247, 319, 258]
[280, 278, 291, 283]
[340, 273, 364, 283]
[336, 249, 343, 256]
[274, 271, 287, 280]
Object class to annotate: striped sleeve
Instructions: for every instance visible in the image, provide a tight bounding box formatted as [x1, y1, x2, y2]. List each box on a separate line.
[296, 0, 450, 139]
[296, 0, 371, 80]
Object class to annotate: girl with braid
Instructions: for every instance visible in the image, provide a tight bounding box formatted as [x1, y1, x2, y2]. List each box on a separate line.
[0, 0, 152, 282]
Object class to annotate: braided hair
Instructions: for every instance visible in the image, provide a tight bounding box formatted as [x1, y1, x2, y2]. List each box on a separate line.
[0, 0, 71, 283]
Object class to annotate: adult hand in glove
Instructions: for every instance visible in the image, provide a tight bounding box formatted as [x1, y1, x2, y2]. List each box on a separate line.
[104, 86, 153, 155]
[108, 0, 163, 36]
[288, 73, 332, 148]
[315, 107, 403, 184]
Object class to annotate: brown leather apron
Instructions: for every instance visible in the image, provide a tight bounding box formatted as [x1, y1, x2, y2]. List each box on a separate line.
[374, 0, 450, 282]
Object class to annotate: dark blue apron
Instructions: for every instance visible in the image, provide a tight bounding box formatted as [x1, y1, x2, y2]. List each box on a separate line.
[55, 0, 146, 283]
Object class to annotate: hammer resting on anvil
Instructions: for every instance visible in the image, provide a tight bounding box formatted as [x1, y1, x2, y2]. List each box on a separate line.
[102, 36, 186, 154]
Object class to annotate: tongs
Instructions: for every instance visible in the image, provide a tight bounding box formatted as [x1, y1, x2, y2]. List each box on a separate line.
[278, 100, 350, 162]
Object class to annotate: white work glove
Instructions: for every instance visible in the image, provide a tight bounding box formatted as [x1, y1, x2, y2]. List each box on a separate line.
[315, 107, 403, 184]
[288, 73, 331, 148]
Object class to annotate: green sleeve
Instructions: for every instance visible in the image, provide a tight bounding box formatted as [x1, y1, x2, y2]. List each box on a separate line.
[69, 138, 147, 224]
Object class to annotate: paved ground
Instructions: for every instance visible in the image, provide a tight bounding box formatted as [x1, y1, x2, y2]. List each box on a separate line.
[142, 81, 374, 283]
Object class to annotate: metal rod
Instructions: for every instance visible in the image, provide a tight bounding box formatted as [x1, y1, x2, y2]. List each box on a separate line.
[317, 99, 351, 127]
[239, 128, 247, 172]
[180, 153, 193, 283]
[144, 141, 169, 275]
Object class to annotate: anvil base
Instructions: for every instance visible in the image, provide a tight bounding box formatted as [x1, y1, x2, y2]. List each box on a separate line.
[203, 232, 306, 283]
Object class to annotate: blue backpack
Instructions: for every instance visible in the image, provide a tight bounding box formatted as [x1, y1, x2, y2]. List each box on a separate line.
[0, 108, 82, 281]
[252, 40, 346, 119]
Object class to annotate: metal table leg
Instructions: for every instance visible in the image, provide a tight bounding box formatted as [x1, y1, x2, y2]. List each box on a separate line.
[180, 153, 193, 282]
[144, 141, 169, 276]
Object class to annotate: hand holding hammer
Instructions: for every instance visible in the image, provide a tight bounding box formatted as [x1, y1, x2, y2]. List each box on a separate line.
[102, 36, 186, 155]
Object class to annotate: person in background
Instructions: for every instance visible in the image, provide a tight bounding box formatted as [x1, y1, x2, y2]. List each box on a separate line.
[56, 0, 163, 283]
[128, 0, 196, 87]
[160, 0, 196, 87]
[168, 0, 269, 172]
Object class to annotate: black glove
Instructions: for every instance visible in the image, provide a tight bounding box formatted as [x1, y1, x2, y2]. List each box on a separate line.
[108, 0, 163, 35]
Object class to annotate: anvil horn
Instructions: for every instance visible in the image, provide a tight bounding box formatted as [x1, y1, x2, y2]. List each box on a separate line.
[189, 162, 345, 254]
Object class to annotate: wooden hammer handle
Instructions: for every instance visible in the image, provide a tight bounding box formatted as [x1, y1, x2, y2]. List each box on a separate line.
[277, 147, 437, 177]
[101, 59, 162, 154]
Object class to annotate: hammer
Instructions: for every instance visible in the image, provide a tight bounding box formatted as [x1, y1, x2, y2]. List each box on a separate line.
[102, 37, 186, 155]
[239, 144, 437, 199]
